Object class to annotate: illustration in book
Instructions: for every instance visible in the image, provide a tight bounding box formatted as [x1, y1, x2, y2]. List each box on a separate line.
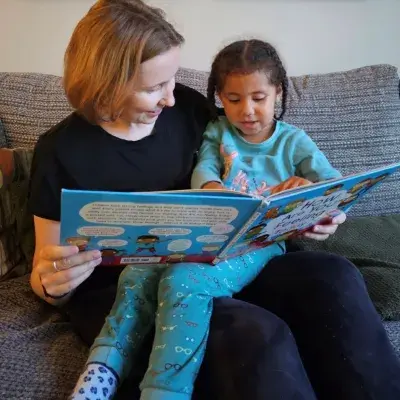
[60, 162, 400, 266]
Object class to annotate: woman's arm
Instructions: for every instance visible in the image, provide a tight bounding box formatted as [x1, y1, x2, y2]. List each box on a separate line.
[31, 216, 102, 306]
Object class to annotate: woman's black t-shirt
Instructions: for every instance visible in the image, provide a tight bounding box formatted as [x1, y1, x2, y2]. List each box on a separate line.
[28, 83, 212, 221]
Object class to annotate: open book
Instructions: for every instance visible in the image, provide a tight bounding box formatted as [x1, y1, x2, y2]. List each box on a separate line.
[60, 162, 400, 266]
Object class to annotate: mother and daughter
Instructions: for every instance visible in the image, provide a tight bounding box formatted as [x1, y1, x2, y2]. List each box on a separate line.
[28, 1, 400, 399]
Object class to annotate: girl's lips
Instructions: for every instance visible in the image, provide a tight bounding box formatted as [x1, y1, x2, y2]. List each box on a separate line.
[241, 121, 258, 127]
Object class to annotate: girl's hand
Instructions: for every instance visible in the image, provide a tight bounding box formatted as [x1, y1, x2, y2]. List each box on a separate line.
[270, 177, 312, 195]
[36, 245, 102, 298]
[302, 211, 347, 241]
[202, 181, 225, 190]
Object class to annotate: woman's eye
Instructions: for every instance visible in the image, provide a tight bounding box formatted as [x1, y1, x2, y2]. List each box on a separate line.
[253, 97, 266, 102]
[146, 84, 162, 93]
[228, 99, 240, 103]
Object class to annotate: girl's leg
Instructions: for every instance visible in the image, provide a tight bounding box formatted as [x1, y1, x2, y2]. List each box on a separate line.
[239, 251, 400, 400]
[140, 246, 284, 399]
[71, 264, 163, 400]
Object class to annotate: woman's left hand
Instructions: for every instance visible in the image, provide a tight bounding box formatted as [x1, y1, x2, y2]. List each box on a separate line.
[302, 211, 346, 241]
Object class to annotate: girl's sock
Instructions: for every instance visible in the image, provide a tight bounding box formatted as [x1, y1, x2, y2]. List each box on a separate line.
[70, 363, 118, 400]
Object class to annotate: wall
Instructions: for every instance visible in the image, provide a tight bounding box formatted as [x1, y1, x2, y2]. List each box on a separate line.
[0, 0, 398, 77]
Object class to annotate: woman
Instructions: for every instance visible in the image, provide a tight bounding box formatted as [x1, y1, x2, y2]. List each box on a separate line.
[29, 1, 400, 399]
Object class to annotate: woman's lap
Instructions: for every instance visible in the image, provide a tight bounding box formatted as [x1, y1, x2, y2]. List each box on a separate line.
[238, 250, 400, 400]
[65, 251, 400, 400]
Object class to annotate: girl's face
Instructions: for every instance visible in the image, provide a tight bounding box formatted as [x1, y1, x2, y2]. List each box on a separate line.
[219, 71, 282, 143]
[121, 46, 181, 124]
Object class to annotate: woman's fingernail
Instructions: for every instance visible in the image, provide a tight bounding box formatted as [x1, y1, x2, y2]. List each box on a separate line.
[92, 251, 101, 259]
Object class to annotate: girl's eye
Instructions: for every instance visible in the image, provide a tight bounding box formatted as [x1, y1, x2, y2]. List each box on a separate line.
[228, 99, 240, 103]
[253, 97, 266, 102]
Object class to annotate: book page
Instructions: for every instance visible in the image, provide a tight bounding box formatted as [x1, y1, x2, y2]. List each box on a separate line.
[218, 162, 400, 259]
[60, 190, 260, 266]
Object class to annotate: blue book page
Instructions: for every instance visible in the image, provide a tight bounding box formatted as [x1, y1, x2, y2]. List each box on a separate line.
[60, 189, 261, 265]
[219, 162, 400, 259]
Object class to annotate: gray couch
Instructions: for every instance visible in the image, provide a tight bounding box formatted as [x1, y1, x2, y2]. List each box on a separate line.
[0, 64, 399, 399]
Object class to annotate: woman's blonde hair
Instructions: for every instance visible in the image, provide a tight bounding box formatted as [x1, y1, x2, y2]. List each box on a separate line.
[64, 0, 184, 123]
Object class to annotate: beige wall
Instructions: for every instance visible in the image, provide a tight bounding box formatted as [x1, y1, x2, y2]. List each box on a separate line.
[0, 0, 398, 77]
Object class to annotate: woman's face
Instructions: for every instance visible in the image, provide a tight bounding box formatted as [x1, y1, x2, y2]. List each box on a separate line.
[122, 46, 181, 124]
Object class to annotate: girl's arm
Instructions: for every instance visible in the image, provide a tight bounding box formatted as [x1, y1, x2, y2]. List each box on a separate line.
[292, 131, 341, 182]
[191, 122, 223, 189]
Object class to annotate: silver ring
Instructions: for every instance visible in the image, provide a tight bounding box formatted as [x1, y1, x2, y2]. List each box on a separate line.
[53, 260, 60, 272]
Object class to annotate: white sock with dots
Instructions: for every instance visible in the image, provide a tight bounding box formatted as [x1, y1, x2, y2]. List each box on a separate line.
[70, 363, 118, 400]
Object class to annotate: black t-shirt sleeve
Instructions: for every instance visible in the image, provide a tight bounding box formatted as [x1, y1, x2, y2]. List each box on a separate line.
[28, 133, 63, 221]
[174, 83, 212, 151]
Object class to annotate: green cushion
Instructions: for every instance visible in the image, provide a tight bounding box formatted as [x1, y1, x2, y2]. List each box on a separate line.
[0, 148, 35, 281]
[294, 215, 400, 320]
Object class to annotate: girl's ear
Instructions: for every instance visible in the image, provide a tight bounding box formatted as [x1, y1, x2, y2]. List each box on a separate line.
[276, 84, 283, 101]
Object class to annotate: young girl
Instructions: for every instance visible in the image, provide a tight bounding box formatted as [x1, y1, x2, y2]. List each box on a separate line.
[191, 39, 341, 196]
[71, 39, 342, 400]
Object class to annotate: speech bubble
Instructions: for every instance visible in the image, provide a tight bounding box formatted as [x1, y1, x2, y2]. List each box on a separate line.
[79, 202, 238, 226]
[263, 191, 348, 239]
[97, 239, 128, 247]
[168, 239, 192, 252]
[148, 227, 192, 236]
[77, 226, 125, 237]
[196, 235, 229, 244]
[202, 245, 221, 252]
[210, 223, 234, 235]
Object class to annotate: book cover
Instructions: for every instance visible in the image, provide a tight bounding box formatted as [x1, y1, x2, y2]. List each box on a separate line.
[60, 190, 261, 265]
[60, 162, 400, 265]
[216, 162, 400, 260]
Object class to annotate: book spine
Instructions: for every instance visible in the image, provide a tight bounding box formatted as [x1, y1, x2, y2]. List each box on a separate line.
[213, 201, 269, 264]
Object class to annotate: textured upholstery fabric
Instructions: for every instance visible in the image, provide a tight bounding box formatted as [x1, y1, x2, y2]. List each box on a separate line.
[0, 118, 7, 148]
[0, 148, 34, 280]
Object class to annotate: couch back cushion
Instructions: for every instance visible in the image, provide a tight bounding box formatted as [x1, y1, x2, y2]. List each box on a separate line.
[0, 148, 35, 280]
[0, 65, 399, 216]
[0, 73, 71, 148]
[0, 118, 7, 148]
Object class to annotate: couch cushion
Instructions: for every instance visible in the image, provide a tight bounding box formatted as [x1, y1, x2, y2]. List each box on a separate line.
[0, 119, 7, 148]
[294, 215, 400, 321]
[0, 148, 34, 281]
[0, 73, 72, 149]
[177, 65, 400, 217]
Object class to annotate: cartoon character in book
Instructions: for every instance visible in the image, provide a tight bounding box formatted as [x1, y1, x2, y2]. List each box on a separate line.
[371, 173, 389, 187]
[324, 184, 344, 196]
[338, 194, 360, 210]
[135, 235, 160, 254]
[348, 178, 373, 196]
[100, 248, 127, 257]
[280, 199, 305, 215]
[66, 236, 91, 252]
[263, 206, 281, 220]
[272, 229, 299, 242]
[243, 223, 266, 241]
[249, 233, 274, 250]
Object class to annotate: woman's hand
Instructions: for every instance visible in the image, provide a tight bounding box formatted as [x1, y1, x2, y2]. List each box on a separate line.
[270, 177, 312, 195]
[302, 211, 347, 241]
[202, 181, 225, 190]
[35, 245, 102, 299]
